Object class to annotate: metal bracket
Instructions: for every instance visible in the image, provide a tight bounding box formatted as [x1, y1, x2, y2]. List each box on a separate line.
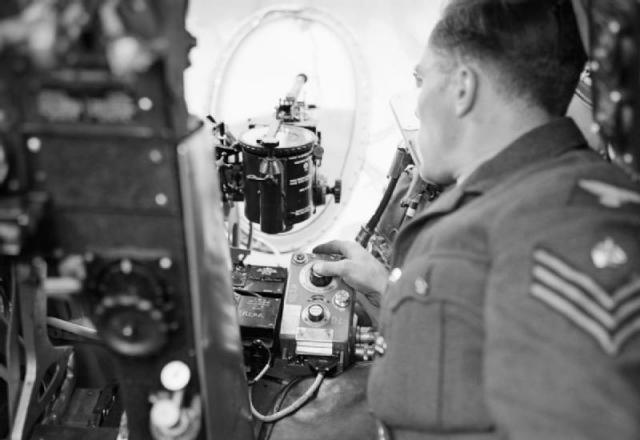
[8, 260, 73, 440]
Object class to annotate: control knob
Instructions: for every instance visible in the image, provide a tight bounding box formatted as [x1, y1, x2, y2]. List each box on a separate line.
[333, 290, 351, 308]
[309, 265, 332, 287]
[306, 304, 325, 323]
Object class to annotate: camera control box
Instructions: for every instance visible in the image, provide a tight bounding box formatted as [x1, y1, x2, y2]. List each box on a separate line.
[279, 253, 355, 372]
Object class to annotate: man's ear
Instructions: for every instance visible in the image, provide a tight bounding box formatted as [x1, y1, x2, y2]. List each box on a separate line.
[452, 64, 477, 117]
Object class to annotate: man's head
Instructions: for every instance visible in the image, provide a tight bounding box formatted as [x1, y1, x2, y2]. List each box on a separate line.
[414, 0, 586, 184]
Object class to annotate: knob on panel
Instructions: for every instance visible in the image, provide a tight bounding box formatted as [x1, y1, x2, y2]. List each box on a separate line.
[306, 304, 325, 322]
[293, 253, 308, 264]
[309, 265, 332, 287]
[332, 290, 351, 308]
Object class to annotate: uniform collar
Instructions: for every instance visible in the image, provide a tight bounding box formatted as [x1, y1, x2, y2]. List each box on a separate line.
[393, 117, 588, 262]
[460, 117, 587, 195]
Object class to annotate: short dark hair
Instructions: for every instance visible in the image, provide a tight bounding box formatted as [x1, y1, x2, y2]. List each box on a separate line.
[429, 0, 587, 116]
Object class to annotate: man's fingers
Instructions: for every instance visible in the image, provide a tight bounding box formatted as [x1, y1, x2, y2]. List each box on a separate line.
[313, 240, 365, 259]
[312, 260, 349, 278]
[313, 240, 349, 256]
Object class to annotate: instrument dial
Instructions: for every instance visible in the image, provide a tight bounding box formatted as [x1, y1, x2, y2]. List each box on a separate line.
[94, 295, 168, 357]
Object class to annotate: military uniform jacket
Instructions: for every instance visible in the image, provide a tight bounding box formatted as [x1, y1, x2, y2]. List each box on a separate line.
[367, 118, 640, 440]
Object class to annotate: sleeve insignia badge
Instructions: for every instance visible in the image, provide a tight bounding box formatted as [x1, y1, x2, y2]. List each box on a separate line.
[577, 180, 640, 208]
[530, 248, 640, 355]
[414, 276, 429, 296]
[591, 237, 628, 269]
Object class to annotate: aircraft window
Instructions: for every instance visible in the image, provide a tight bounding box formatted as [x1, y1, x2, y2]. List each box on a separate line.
[186, 3, 442, 261]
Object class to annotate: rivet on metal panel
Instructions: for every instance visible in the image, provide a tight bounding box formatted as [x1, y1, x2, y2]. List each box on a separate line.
[159, 257, 173, 270]
[155, 193, 168, 206]
[149, 149, 163, 164]
[120, 259, 133, 274]
[138, 97, 153, 111]
[27, 137, 42, 152]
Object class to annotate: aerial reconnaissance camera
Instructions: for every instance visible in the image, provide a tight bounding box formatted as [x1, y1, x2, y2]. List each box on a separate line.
[211, 73, 342, 235]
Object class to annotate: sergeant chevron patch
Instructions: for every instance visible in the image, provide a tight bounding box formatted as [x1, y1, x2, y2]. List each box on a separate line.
[577, 180, 640, 208]
[530, 248, 640, 356]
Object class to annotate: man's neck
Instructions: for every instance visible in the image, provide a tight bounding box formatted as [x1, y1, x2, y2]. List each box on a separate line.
[452, 107, 554, 184]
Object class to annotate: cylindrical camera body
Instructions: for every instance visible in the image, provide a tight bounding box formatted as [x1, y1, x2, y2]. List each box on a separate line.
[239, 125, 316, 233]
[258, 157, 286, 234]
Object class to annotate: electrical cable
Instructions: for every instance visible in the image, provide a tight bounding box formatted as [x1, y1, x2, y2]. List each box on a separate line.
[248, 356, 270, 385]
[247, 221, 254, 251]
[257, 377, 304, 440]
[250, 372, 325, 423]
[231, 223, 240, 247]
[355, 175, 400, 247]
[355, 145, 411, 247]
[257, 377, 303, 440]
[231, 204, 241, 247]
[46, 317, 100, 341]
[247, 340, 272, 385]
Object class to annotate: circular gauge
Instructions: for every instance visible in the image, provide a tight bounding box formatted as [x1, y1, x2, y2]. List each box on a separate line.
[160, 360, 191, 391]
[94, 295, 168, 357]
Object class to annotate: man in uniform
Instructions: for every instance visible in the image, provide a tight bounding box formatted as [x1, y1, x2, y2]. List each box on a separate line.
[313, 0, 640, 438]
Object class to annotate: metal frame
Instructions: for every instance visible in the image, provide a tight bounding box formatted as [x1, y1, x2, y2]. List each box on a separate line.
[178, 126, 254, 440]
[8, 260, 73, 440]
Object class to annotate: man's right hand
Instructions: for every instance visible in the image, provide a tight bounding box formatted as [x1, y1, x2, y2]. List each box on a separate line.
[312, 240, 389, 297]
